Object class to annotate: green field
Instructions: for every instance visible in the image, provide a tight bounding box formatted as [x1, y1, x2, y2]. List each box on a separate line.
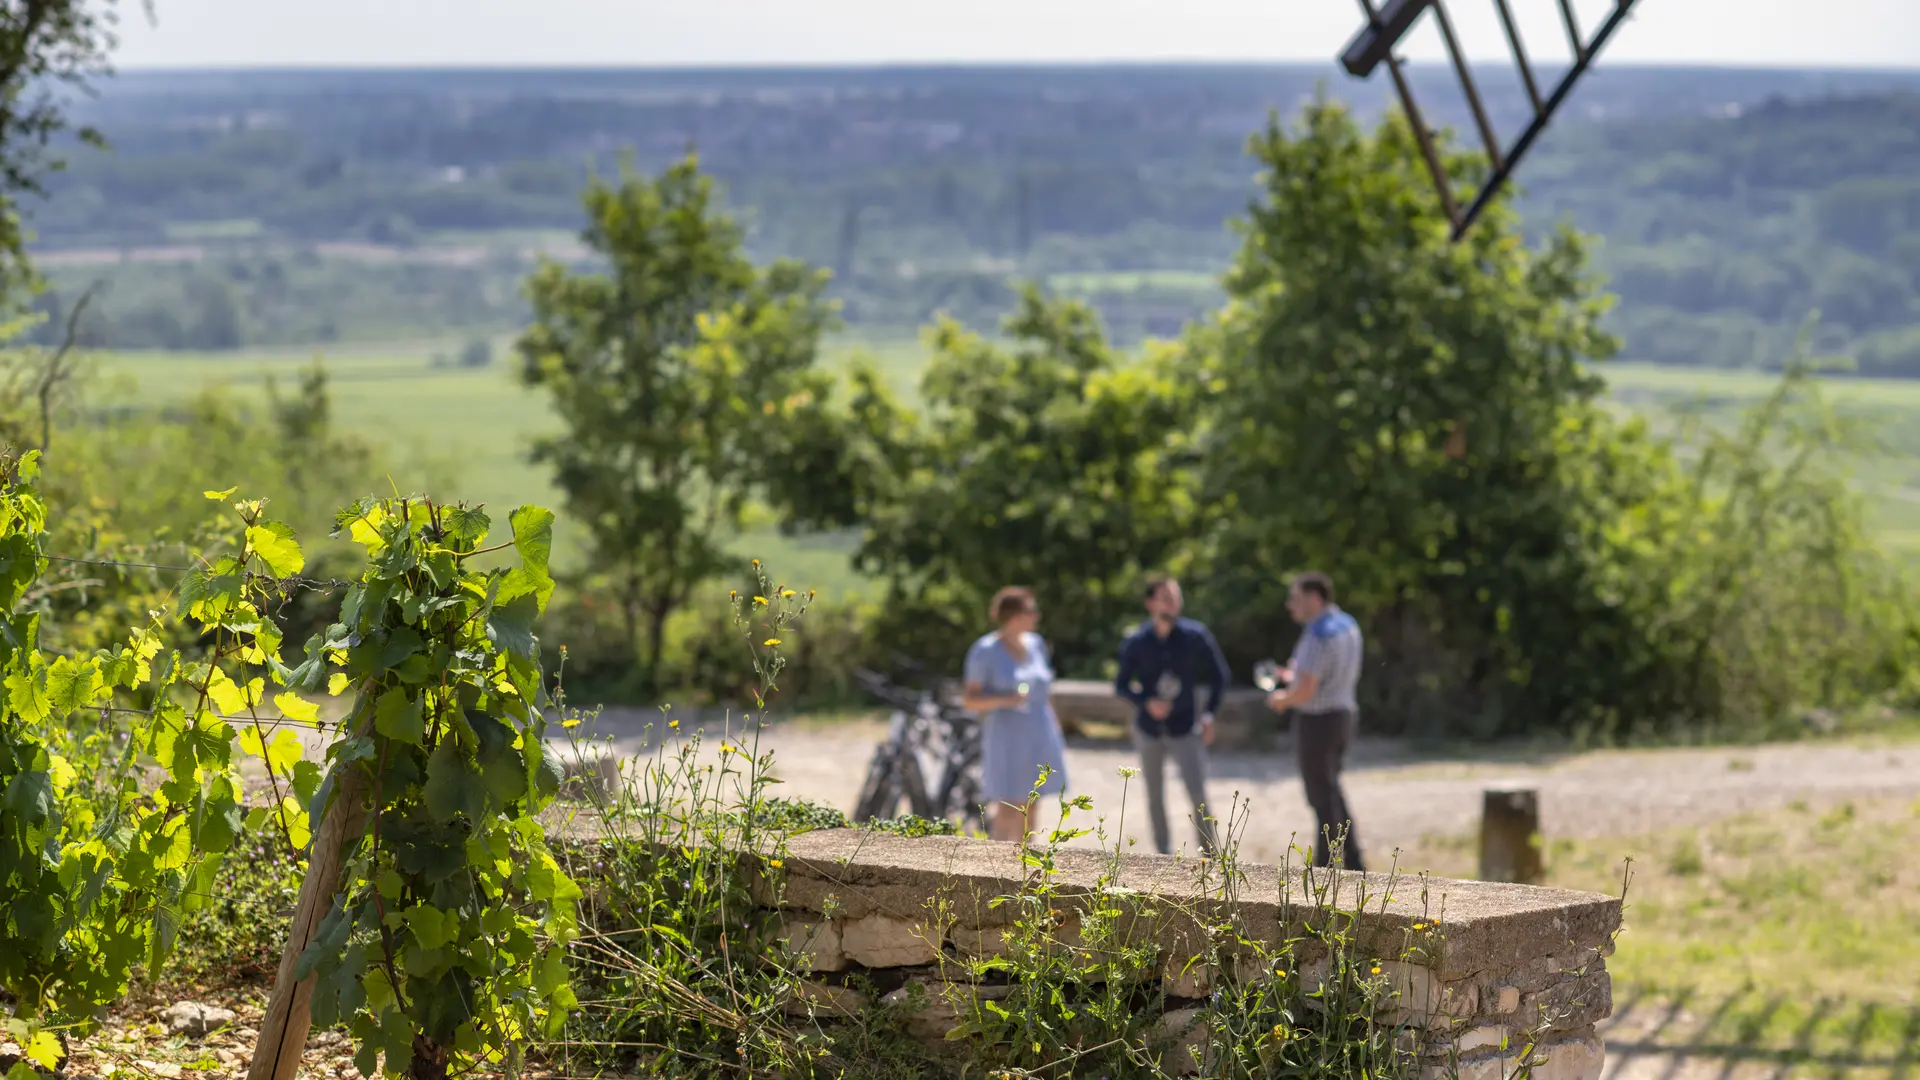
[87, 346, 1920, 595]
[89, 336, 935, 599]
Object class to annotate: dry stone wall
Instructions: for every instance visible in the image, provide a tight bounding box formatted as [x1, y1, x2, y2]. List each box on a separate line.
[749, 829, 1619, 1079]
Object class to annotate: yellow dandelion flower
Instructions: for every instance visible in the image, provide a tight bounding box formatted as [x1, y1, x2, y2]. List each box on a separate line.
[769, 858, 785, 868]
[1272, 1023, 1289, 1039]
[752, 558, 761, 566]
[669, 719, 681, 730]
[561, 717, 581, 729]
[781, 589, 796, 598]
[1370, 964, 1382, 975]
[753, 596, 768, 605]
[764, 638, 782, 646]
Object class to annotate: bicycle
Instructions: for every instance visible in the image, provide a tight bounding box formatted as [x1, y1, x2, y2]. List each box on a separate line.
[850, 666, 986, 833]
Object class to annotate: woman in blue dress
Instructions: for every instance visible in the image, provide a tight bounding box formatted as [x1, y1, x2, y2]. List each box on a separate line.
[962, 586, 1069, 843]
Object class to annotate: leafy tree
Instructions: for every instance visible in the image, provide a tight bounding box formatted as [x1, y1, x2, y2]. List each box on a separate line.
[516, 154, 837, 690]
[1187, 101, 1690, 736]
[1187, 100, 1919, 738]
[780, 287, 1199, 674]
[0, 0, 138, 290]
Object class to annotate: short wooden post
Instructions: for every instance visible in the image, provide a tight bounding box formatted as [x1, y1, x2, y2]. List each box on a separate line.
[248, 764, 370, 1080]
[1479, 786, 1543, 884]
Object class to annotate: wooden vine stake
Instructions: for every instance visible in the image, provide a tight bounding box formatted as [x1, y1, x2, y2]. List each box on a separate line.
[1478, 785, 1544, 885]
[247, 763, 370, 1080]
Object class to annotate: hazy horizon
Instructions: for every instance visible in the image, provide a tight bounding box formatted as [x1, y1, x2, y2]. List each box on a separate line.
[112, 1, 1920, 71]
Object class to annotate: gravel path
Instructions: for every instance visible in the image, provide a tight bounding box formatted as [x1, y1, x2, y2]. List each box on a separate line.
[563, 709, 1920, 866]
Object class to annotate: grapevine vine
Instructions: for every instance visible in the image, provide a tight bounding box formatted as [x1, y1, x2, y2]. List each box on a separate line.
[289, 496, 578, 1080]
[0, 452, 311, 1067]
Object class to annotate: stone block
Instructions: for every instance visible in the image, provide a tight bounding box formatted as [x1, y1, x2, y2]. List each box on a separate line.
[880, 980, 1014, 1041]
[843, 913, 942, 968]
[1517, 967, 1612, 1035]
[1531, 1032, 1604, 1080]
[1491, 984, 1521, 1014]
[1164, 956, 1209, 999]
[778, 915, 846, 973]
[1450, 1025, 1511, 1055]
[782, 980, 866, 1019]
[1154, 1006, 1208, 1076]
[1422, 1052, 1512, 1080]
[949, 923, 1006, 958]
[1382, 961, 1476, 1030]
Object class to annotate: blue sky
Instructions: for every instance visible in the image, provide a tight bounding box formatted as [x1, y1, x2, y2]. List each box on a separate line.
[114, 0, 1920, 70]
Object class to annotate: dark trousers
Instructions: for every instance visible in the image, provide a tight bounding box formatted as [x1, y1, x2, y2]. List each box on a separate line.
[1295, 709, 1363, 871]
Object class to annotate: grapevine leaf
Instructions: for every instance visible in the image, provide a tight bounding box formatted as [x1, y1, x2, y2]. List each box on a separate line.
[424, 742, 484, 823]
[379, 1008, 414, 1076]
[12, 892, 54, 949]
[291, 759, 323, 803]
[3, 767, 53, 822]
[277, 794, 313, 849]
[328, 672, 351, 696]
[178, 559, 246, 623]
[239, 727, 306, 776]
[247, 520, 306, 577]
[417, 968, 476, 1044]
[46, 655, 104, 713]
[152, 814, 193, 870]
[305, 769, 335, 829]
[421, 550, 456, 590]
[479, 754, 527, 807]
[374, 689, 424, 744]
[377, 625, 425, 671]
[24, 1030, 61, 1070]
[403, 904, 459, 951]
[508, 505, 554, 578]
[203, 486, 237, 501]
[296, 900, 353, 980]
[442, 505, 490, 545]
[486, 593, 539, 658]
[198, 792, 243, 854]
[275, 691, 321, 723]
[5, 666, 48, 724]
[46, 753, 74, 795]
[205, 668, 249, 714]
[525, 853, 582, 904]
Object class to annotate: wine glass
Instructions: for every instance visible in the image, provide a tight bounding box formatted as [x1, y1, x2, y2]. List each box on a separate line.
[1252, 659, 1284, 692]
[1155, 671, 1183, 701]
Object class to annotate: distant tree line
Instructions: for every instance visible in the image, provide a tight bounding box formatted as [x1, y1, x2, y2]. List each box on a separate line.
[29, 73, 1920, 370]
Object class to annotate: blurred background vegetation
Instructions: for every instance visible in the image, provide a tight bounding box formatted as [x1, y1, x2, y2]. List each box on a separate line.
[10, 63, 1920, 738]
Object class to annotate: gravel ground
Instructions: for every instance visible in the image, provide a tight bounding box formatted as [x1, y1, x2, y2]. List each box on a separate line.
[558, 709, 1920, 867]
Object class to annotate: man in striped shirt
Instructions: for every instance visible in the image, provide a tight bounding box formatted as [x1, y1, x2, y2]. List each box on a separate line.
[1263, 571, 1366, 871]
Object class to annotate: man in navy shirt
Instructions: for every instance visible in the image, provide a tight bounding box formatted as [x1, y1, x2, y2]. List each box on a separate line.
[1114, 576, 1232, 855]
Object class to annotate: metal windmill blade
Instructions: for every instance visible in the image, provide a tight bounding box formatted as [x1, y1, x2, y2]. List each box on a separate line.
[1338, 0, 1644, 240]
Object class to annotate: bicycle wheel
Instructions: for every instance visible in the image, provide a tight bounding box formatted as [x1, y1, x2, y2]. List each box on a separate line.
[854, 745, 934, 822]
[852, 745, 902, 823]
[933, 750, 987, 834]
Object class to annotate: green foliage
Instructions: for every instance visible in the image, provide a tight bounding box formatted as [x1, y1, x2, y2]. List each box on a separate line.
[0, 454, 301, 1043]
[1189, 99, 1652, 735]
[0, 0, 128, 292]
[1183, 100, 1920, 739]
[23, 358, 384, 660]
[782, 287, 1200, 673]
[168, 820, 306, 986]
[517, 153, 840, 691]
[291, 496, 577, 1080]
